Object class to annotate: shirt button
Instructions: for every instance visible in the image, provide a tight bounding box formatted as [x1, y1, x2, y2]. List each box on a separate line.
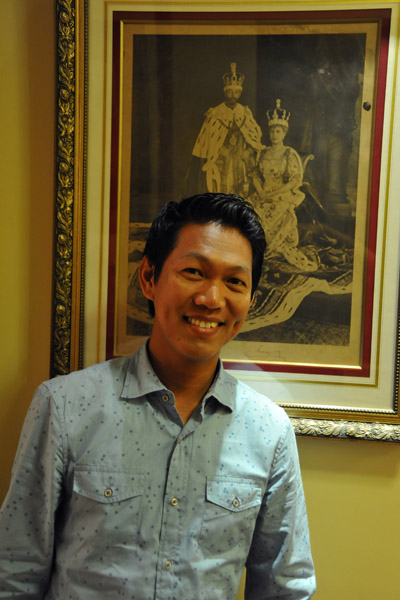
[162, 394, 169, 402]
[171, 497, 178, 506]
[232, 497, 240, 508]
[165, 560, 172, 570]
[104, 488, 113, 498]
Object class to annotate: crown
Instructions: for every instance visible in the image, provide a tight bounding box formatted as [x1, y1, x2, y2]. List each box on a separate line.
[266, 99, 290, 128]
[222, 63, 244, 89]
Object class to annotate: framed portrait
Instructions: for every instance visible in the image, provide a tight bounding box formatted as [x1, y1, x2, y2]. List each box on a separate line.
[53, 0, 400, 441]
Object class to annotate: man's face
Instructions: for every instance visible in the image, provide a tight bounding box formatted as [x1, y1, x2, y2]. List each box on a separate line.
[139, 222, 253, 369]
[224, 86, 242, 107]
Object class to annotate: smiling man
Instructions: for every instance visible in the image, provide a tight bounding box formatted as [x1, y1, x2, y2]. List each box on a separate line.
[0, 193, 315, 599]
[139, 220, 254, 423]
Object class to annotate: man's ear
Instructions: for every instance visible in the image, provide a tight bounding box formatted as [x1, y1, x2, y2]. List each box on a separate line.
[138, 256, 155, 301]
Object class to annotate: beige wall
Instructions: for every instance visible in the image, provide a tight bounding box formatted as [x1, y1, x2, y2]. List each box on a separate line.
[1, 3, 400, 599]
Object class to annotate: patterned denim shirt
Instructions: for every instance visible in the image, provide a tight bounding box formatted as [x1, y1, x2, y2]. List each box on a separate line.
[0, 344, 315, 599]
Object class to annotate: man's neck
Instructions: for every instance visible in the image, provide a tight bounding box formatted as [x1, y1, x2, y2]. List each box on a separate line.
[146, 344, 219, 424]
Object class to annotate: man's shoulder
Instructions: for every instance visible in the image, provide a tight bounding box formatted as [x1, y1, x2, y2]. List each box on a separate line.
[223, 369, 290, 424]
[41, 354, 133, 397]
[242, 104, 255, 115]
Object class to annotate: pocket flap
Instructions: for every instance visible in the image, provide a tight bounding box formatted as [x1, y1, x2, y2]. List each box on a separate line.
[206, 478, 261, 512]
[73, 466, 144, 503]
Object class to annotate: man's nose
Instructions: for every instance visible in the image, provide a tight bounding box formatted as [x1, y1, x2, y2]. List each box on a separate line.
[193, 282, 225, 309]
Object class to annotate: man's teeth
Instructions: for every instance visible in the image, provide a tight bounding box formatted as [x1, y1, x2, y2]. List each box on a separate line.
[188, 318, 219, 329]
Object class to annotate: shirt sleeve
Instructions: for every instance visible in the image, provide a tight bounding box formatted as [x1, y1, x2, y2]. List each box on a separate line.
[0, 383, 66, 598]
[245, 418, 316, 599]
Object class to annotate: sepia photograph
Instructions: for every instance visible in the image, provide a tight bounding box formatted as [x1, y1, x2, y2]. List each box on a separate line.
[108, 12, 387, 376]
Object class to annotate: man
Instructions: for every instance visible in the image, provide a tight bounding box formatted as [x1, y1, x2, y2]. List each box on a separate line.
[0, 193, 315, 598]
[191, 64, 264, 197]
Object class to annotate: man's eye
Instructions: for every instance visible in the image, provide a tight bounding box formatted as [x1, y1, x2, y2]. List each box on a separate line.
[183, 268, 202, 276]
[228, 277, 246, 287]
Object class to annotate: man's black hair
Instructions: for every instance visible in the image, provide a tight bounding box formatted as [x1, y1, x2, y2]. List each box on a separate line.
[143, 193, 266, 317]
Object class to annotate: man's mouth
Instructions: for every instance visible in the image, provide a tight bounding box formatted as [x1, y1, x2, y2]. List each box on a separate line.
[186, 317, 221, 329]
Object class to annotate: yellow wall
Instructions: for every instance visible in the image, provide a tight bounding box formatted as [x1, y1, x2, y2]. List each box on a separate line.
[1, 3, 400, 599]
[0, 1, 54, 499]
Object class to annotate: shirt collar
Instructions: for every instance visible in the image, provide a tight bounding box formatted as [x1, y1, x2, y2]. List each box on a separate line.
[120, 343, 236, 412]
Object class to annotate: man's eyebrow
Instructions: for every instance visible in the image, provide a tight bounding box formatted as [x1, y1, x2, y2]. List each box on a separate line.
[180, 252, 252, 274]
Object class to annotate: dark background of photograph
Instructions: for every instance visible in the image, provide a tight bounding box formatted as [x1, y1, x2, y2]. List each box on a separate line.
[130, 32, 365, 225]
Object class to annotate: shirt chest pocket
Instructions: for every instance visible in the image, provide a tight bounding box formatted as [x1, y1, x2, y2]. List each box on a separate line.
[199, 477, 262, 556]
[73, 466, 144, 504]
[68, 466, 145, 555]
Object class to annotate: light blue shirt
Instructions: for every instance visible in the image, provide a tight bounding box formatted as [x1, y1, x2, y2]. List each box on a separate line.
[0, 344, 315, 598]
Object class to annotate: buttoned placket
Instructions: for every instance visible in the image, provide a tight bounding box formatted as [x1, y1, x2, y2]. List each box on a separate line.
[154, 395, 203, 597]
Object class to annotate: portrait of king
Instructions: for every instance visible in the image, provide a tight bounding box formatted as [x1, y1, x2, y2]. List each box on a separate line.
[191, 63, 265, 197]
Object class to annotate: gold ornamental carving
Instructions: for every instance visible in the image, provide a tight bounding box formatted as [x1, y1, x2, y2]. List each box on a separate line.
[52, 0, 77, 376]
[291, 417, 400, 442]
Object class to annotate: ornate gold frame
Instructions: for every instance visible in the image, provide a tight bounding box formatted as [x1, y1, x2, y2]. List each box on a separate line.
[52, 0, 400, 441]
[52, 0, 87, 376]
